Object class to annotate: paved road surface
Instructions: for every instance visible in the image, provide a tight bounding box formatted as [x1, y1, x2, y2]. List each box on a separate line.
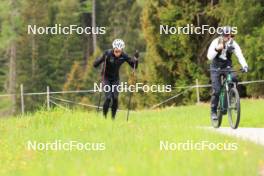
[213, 127, 264, 146]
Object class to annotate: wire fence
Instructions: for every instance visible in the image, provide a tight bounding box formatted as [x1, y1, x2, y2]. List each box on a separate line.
[0, 79, 263, 114]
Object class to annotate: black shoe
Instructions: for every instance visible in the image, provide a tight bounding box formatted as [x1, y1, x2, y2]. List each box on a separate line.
[211, 112, 218, 120]
[111, 111, 116, 120]
[103, 109, 108, 119]
[111, 109, 117, 120]
[103, 111, 107, 119]
[222, 109, 227, 115]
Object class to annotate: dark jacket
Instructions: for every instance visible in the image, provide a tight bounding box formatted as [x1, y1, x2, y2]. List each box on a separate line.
[93, 49, 138, 80]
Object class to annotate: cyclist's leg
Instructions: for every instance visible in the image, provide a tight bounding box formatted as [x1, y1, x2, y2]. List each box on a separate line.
[210, 68, 221, 114]
[231, 72, 238, 85]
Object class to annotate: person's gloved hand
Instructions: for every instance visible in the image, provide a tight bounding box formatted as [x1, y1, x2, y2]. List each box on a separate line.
[227, 45, 235, 53]
[134, 50, 139, 59]
[242, 66, 249, 73]
[215, 43, 224, 52]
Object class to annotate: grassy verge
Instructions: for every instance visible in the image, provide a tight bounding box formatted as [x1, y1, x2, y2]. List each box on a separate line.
[0, 99, 263, 175]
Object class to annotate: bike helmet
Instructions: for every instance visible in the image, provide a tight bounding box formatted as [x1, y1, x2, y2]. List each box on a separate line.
[112, 39, 125, 50]
[221, 26, 232, 35]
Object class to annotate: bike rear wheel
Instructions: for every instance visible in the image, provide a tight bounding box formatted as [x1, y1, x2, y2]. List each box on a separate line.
[228, 87, 240, 129]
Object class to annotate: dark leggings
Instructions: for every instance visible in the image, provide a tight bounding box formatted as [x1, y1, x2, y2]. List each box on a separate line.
[102, 79, 119, 119]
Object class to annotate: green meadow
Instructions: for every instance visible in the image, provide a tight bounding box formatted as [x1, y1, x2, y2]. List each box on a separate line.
[0, 99, 263, 176]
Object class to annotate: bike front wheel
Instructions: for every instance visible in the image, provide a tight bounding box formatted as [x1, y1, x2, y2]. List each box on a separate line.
[211, 105, 223, 128]
[227, 87, 240, 129]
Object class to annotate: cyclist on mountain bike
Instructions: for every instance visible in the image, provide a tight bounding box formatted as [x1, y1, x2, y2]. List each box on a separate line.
[93, 39, 139, 119]
[207, 26, 248, 120]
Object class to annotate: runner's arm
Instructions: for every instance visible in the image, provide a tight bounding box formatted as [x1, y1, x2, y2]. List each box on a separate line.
[126, 55, 138, 69]
[93, 52, 107, 68]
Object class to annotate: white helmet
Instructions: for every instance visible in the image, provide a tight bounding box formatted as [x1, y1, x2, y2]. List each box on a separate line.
[221, 26, 232, 35]
[112, 39, 125, 50]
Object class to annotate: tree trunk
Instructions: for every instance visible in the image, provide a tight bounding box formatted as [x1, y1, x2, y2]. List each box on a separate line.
[31, 35, 37, 75]
[92, 0, 97, 51]
[8, 0, 17, 115]
[9, 43, 16, 114]
[80, 0, 93, 68]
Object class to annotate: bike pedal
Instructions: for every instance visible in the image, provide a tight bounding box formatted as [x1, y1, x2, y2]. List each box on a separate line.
[221, 110, 227, 114]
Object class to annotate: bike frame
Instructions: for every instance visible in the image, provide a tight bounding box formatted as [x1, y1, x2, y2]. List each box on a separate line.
[219, 72, 236, 112]
[210, 68, 243, 128]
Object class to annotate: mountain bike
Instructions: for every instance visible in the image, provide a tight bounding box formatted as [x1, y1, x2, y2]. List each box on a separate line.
[210, 68, 242, 129]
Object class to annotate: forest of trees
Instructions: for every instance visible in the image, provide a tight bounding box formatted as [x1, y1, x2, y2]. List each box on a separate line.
[0, 0, 263, 114]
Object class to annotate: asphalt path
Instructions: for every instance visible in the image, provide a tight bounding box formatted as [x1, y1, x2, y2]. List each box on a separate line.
[212, 127, 264, 146]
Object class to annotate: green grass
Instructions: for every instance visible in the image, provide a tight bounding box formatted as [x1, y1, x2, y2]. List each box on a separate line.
[0, 99, 264, 176]
[0, 96, 12, 116]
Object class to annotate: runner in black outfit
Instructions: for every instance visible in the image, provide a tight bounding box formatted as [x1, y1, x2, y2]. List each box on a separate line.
[93, 39, 139, 119]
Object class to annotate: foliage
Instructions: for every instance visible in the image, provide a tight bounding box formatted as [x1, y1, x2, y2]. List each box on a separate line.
[0, 0, 263, 113]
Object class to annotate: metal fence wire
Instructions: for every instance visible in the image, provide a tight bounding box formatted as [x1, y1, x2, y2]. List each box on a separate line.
[0, 79, 263, 114]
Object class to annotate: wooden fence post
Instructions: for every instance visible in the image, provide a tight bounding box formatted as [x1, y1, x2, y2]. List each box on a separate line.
[196, 79, 200, 104]
[47, 86, 50, 110]
[20, 84, 24, 114]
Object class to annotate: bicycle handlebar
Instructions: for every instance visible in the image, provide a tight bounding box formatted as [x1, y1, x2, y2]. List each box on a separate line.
[209, 68, 243, 73]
